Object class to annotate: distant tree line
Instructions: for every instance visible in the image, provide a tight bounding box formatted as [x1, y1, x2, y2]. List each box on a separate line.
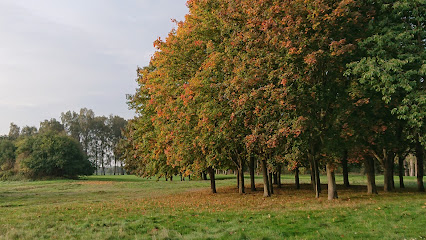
[0, 108, 127, 180]
[120, 0, 425, 198]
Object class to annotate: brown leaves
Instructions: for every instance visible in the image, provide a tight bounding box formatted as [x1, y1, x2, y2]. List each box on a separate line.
[330, 39, 355, 56]
[354, 98, 370, 106]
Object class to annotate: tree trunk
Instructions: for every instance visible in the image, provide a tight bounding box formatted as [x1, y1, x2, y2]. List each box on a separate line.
[416, 139, 425, 192]
[113, 156, 117, 175]
[315, 161, 321, 194]
[202, 171, 208, 180]
[249, 155, 256, 191]
[415, 158, 418, 177]
[261, 160, 270, 197]
[238, 166, 245, 194]
[383, 153, 395, 192]
[311, 156, 321, 198]
[398, 153, 405, 188]
[237, 169, 240, 189]
[365, 156, 378, 194]
[278, 164, 282, 188]
[101, 143, 105, 175]
[101, 154, 105, 175]
[120, 161, 124, 175]
[391, 160, 395, 190]
[404, 159, 409, 176]
[326, 163, 338, 200]
[295, 167, 300, 189]
[269, 171, 274, 194]
[208, 167, 217, 194]
[410, 157, 415, 176]
[273, 173, 278, 185]
[342, 150, 350, 188]
[95, 146, 98, 175]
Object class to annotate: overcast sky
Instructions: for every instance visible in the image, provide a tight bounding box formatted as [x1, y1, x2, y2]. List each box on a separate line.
[0, 0, 189, 135]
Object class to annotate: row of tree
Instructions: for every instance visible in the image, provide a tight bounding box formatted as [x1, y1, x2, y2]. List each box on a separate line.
[0, 108, 127, 179]
[61, 108, 127, 175]
[121, 0, 425, 199]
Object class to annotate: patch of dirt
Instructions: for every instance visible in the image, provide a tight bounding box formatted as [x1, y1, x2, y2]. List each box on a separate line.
[75, 181, 114, 185]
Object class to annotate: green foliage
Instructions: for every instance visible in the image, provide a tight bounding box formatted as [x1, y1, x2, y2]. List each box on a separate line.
[20, 126, 38, 137]
[8, 122, 20, 140]
[346, 0, 425, 144]
[0, 138, 16, 172]
[16, 132, 94, 178]
[39, 118, 65, 134]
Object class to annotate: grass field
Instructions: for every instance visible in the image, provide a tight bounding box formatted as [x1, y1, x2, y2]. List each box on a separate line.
[0, 174, 425, 239]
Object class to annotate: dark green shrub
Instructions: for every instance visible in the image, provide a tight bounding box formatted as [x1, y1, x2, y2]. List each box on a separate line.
[17, 132, 94, 178]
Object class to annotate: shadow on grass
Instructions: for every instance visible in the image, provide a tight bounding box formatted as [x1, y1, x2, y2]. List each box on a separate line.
[78, 175, 147, 183]
[79, 174, 238, 182]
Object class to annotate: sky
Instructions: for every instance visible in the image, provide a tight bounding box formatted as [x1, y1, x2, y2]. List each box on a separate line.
[0, 0, 189, 135]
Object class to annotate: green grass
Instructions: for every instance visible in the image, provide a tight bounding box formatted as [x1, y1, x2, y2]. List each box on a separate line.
[0, 174, 424, 239]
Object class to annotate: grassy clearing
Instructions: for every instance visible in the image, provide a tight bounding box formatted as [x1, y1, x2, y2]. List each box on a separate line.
[0, 174, 424, 239]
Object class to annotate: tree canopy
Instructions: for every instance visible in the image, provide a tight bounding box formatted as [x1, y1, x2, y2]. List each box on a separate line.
[122, 0, 425, 197]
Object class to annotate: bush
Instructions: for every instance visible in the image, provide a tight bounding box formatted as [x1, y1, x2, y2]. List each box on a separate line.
[0, 139, 16, 171]
[17, 132, 94, 178]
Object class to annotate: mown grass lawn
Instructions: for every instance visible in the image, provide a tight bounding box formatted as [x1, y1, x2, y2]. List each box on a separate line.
[0, 174, 424, 239]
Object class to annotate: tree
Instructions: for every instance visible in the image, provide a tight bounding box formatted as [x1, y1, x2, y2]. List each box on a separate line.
[346, 0, 425, 192]
[267, 0, 371, 199]
[60, 108, 95, 156]
[8, 123, 20, 140]
[39, 118, 65, 134]
[78, 108, 95, 156]
[125, 1, 225, 192]
[91, 116, 109, 175]
[20, 126, 38, 137]
[17, 132, 93, 178]
[0, 139, 16, 172]
[61, 111, 81, 141]
[107, 115, 127, 175]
